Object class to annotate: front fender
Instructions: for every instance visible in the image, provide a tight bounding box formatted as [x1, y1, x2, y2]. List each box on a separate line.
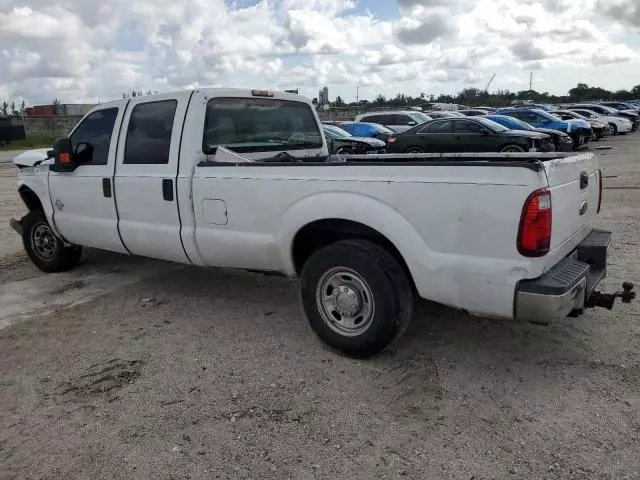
[275, 191, 432, 281]
[16, 166, 60, 238]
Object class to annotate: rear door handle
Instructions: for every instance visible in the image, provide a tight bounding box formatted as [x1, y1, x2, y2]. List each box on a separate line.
[454, 135, 462, 140]
[162, 179, 174, 201]
[102, 178, 112, 198]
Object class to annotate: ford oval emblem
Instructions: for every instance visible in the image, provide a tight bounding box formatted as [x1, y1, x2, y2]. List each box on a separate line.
[579, 200, 588, 216]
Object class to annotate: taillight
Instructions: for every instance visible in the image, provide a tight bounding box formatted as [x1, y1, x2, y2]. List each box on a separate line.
[387, 136, 397, 143]
[518, 188, 552, 257]
[597, 169, 603, 213]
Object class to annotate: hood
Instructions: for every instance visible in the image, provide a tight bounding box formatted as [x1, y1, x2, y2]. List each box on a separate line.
[532, 127, 570, 138]
[336, 136, 386, 147]
[620, 110, 639, 119]
[502, 129, 548, 139]
[12, 148, 51, 167]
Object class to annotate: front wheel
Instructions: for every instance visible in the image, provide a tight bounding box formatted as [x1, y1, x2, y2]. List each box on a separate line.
[22, 210, 83, 273]
[609, 123, 618, 135]
[500, 144, 525, 153]
[299, 240, 413, 358]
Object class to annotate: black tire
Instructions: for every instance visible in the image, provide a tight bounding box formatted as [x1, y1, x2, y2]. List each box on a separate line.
[335, 146, 353, 155]
[299, 239, 413, 358]
[405, 146, 424, 154]
[22, 210, 82, 273]
[609, 123, 617, 135]
[500, 144, 525, 153]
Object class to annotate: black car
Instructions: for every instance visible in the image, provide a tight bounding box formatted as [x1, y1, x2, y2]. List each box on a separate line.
[386, 117, 553, 154]
[322, 125, 386, 154]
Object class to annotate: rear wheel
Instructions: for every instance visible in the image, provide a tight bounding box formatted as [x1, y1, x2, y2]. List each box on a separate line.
[405, 146, 424, 154]
[500, 144, 525, 153]
[300, 239, 413, 358]
[22, 210, 82, 273]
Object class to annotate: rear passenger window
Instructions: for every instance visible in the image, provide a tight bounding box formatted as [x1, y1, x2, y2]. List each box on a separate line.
[427, 120, 452, 133]
[361, 115, 379, 123]
[394, 115, 414, 125]
[124, 100, 177, 164]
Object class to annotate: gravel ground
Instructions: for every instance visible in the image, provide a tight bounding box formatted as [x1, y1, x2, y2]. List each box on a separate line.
[0, 138, 639, 480]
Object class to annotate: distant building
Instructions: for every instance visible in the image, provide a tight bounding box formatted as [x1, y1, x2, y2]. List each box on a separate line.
[318, 86, 330, 106]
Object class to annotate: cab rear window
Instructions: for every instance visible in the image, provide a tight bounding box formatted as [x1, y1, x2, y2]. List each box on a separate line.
[202, 98, 323, 154]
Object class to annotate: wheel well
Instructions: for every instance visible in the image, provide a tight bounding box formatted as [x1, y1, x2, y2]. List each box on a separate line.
[291, 219, 414, 288]
[18, 187, 44, 212]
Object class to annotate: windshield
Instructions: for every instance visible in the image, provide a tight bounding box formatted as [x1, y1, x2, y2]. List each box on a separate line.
[410, 112, 431, 122]
[474, 117, 509, 132]
[323, 125, 351, 138]
[202, 97, 323, 153]
[574, 110, 598, 118]
[495, 116, 533, 131]
[369, 123, 394, 134]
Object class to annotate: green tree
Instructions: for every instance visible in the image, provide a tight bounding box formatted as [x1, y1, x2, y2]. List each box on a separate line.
[372, 94, 386, 106]
[1, 101, 8, 116]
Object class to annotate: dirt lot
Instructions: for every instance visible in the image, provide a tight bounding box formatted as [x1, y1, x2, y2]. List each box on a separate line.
[0, 139, 639, 480]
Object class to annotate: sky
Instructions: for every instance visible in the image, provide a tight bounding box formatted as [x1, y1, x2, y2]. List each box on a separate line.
[0, 0, 639, 106]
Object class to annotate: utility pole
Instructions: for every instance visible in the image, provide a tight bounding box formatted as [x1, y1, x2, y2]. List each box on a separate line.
[356, 86, 359, 104]
[529, 72, 533, 99]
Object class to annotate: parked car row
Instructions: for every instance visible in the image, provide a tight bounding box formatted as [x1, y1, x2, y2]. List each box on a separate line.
[321, 100, 638, 156]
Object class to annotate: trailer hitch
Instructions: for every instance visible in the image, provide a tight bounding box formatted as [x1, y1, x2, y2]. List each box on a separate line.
[587, 282, 636, 310]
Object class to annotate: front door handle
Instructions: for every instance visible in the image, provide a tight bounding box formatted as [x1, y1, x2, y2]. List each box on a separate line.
[102, 178, 112, 198]
[162, 179, 174, 201]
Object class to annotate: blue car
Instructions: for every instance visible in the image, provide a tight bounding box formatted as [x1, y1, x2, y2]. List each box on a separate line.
[336, 122, 394, 143]
[494, 108, 592, 149]
[485, 115, 574, 152]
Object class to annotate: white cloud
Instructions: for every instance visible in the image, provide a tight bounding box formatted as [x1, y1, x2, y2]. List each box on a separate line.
[0, 0, 638, 105]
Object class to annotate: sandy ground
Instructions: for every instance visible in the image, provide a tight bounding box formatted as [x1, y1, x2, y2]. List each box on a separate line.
[0, 138, 639, 480]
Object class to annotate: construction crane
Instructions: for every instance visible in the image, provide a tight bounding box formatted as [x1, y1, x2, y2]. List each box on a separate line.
[485, 73, 496, 92]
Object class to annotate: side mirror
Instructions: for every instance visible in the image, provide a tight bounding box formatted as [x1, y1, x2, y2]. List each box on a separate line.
[50, 138, 76, 172]
[407, 121, 417, 126]
[481, 129, 491, 135]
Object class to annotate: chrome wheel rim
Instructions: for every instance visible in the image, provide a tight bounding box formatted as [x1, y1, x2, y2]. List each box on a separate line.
[502, 146, 522, 152]
[316, 267, 375, 337]
[31, 222, 57, 260]
[407, 148, 422, 154]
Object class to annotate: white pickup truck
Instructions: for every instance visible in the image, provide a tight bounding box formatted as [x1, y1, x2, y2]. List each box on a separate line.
[10, 89, 635, 357]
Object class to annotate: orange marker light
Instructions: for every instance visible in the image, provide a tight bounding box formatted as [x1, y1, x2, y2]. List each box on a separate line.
[60, 153, 72, 164]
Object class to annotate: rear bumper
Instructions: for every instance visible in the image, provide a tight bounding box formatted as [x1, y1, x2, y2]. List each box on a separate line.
[515, 230, 624, 323]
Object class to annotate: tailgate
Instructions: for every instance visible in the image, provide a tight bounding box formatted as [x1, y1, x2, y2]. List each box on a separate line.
[544, 153, 600, 261]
